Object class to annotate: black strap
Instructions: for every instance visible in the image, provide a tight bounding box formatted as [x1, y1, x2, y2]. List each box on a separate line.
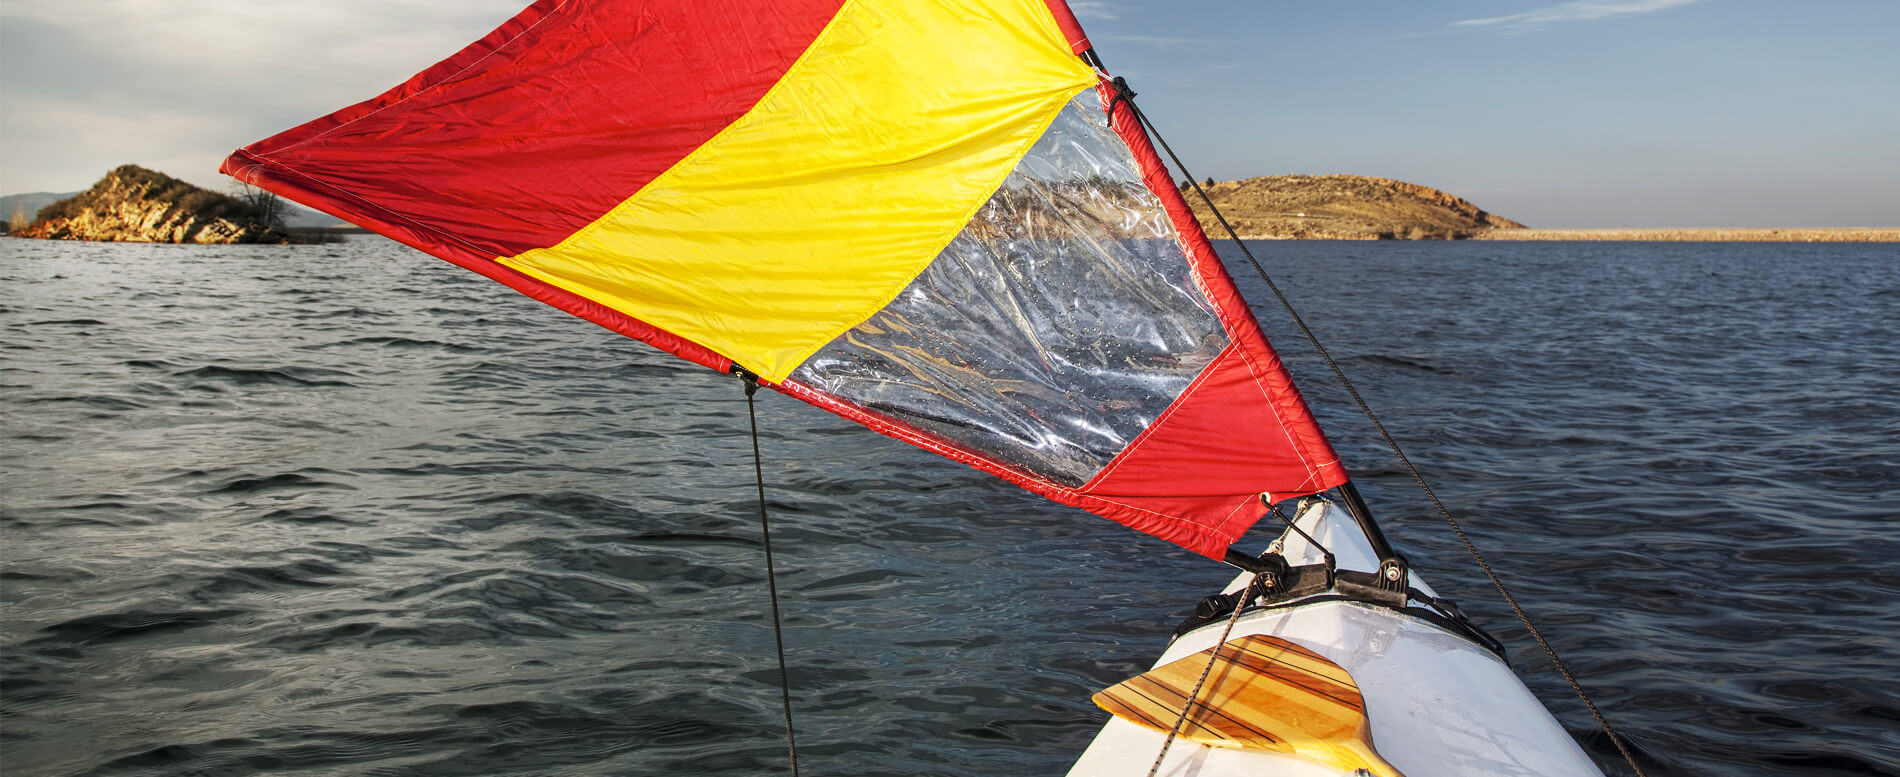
[735, 366, 799, 776]
[1105, 76, 1137, 128]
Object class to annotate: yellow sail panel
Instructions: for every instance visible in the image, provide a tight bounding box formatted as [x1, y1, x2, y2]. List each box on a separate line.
[499, 0, 1095, 382]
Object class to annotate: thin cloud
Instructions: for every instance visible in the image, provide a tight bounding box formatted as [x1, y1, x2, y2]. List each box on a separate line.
[0, 0, 522, 192]
[1453, 0, 1701, 31]
[1067, 2, 1117, 20]
[1096, 34, 1211, 50]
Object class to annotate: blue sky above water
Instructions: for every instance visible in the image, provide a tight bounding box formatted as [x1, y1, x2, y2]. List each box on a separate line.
[1, 0, 1894, 227]
[1075, 0, 1899, 227]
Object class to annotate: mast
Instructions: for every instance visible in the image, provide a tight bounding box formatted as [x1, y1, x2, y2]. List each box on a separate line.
[1335, 481, 1398, 563]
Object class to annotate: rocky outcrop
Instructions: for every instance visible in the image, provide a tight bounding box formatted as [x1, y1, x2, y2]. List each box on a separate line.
[1180, 175, 1524, 240]
[7, 165, 302, 244]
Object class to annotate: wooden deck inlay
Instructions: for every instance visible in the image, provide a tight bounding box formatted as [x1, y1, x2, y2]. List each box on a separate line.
[1093, 634, 1404, 776]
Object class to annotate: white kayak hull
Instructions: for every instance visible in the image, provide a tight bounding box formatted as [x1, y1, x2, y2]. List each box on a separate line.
[1068, 500, 1604, 777]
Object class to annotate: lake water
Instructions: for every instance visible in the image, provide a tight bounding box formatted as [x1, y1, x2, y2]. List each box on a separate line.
[2, 236, 1895, 776]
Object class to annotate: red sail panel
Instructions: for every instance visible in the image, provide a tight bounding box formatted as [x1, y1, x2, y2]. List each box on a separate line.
[225, 0, 848, 259]
[223, 0, 848, 373]
[1079, 345, 1345, 553]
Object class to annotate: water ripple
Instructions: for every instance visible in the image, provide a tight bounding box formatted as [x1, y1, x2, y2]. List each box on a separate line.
[2, 237, 1895, 776]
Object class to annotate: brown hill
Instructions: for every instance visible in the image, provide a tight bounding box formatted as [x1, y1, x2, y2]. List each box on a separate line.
[1180, 175, 1524, 240]
[7, 165, 301, 244]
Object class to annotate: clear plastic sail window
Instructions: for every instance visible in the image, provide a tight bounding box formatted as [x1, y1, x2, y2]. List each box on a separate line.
[791, 88, 1229, 487]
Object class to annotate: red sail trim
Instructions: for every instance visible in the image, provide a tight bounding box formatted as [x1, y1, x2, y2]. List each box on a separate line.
[1042, 0, 1092, 54]
[1096, 81, 1347, 494]
[781, 347, 1341, 559]
[222, 150, 734, 375]
[777, 379, 1250, 558]
[226, 0, 849, 258]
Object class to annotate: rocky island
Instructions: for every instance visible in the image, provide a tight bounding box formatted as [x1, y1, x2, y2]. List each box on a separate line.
[1178, 174, 1896, 241]
[1179, 174, 1523, 240]
[7, 165, 304, 244]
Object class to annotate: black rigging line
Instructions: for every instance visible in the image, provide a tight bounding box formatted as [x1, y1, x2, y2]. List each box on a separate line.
[1267, 502, 1334, 569]
[736, 367, 799, 776]
[1147, 573, 1264, 777]
[1107, 78, 1649, 777]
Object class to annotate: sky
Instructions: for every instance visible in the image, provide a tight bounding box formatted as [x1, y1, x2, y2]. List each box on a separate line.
[1, 0, 1895, 228]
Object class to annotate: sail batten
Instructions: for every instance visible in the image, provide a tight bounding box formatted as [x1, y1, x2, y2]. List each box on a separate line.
[223, 0, 1347, 559]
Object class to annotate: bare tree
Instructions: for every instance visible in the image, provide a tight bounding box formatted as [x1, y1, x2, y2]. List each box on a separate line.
[230, 182, 288, 230]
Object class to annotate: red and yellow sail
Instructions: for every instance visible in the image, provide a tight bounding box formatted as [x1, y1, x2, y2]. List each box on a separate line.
[223, 0, 1347, 558]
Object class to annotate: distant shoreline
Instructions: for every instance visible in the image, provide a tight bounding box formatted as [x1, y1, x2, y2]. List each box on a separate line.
[1472, 228, 1898, 242]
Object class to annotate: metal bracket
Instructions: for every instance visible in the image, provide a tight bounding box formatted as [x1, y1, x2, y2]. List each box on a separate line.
[1377, 557, 1408, 595]
[728, 363, 760, 397]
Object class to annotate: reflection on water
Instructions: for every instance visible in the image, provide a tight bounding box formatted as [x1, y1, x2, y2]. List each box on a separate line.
[3, 236, 1896, 776]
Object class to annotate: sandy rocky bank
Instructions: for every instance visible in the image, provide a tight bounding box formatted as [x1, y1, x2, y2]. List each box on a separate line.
[1183, 175, 1896, 242]
[7, 165, 301, 244]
